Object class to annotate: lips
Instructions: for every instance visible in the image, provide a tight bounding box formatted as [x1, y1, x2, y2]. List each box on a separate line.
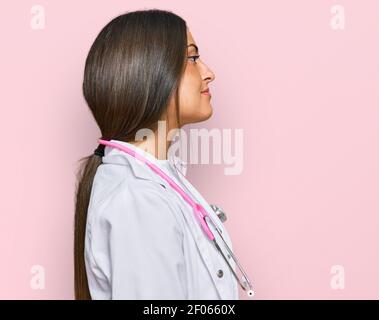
[201, 88, 210, 94]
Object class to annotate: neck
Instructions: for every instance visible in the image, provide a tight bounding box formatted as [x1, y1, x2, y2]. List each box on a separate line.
[129, 131, 174, 161]
[127, 112, 180, 160]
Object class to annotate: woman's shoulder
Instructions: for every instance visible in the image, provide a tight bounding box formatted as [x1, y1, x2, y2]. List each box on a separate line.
[87, 162, 183, 236]
[90, 163, 161, 207]
[84, 163, 186, 289]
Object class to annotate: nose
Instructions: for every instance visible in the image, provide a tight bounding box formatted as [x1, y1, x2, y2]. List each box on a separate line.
[201, 62, 216, 84]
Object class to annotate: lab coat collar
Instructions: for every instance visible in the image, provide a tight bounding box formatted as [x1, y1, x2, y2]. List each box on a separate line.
[101, 139, 187, 184]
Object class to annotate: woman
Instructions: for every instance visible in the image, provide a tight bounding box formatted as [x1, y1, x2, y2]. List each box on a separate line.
[74, 9, 239, 300]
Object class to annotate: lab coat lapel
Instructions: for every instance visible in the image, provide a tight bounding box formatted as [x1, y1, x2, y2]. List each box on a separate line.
[174, 200, 228, 299]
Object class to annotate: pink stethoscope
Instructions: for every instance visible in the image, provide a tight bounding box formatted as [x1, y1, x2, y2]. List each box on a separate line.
[98, 139, 255, 298]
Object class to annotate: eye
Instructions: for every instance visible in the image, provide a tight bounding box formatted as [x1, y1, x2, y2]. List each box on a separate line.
[188, 55, 200, 63]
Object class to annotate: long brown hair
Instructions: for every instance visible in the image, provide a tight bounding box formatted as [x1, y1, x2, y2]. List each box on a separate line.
[74, 9, 187, 300]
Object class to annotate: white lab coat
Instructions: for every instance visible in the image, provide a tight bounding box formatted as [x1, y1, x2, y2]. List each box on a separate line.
[84, 139, 239, 299]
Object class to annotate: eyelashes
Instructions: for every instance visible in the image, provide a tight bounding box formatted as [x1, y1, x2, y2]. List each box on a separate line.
[187, 55, 200, 63]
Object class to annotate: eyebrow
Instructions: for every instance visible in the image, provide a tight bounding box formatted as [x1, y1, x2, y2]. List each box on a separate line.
[187, 43, 199, 54]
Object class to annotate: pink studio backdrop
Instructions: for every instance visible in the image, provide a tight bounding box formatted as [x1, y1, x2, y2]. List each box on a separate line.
[0, 0, 378, 299]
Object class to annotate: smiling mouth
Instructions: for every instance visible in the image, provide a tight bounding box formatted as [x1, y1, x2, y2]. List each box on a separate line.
[201, 88, 211, 96]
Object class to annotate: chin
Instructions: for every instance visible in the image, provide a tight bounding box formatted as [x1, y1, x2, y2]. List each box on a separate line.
[193, 105, 213, 123]
[202, 104, 213, 120]
[181, 104, 213, 125]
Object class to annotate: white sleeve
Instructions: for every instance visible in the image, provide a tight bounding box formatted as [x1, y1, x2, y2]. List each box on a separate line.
[98, 183, 187, 300]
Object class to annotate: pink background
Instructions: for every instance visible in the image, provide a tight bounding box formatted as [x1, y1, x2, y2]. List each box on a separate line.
[1, 0, 378, 299]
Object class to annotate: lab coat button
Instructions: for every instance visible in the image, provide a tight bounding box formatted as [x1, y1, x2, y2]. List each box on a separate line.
[217, 269, 224, 278]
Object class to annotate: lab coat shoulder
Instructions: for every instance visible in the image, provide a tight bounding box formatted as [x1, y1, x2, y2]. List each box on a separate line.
[86, 164, 188, 299]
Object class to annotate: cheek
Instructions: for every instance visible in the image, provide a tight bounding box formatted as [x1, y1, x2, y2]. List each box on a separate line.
[178, 69, 202, 109]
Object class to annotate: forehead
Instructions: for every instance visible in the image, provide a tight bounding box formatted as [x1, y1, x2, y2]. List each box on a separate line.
[186, 29, 196, 45]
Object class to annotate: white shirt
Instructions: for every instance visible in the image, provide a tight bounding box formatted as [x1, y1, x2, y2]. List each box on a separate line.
[84, 139, 239, 300]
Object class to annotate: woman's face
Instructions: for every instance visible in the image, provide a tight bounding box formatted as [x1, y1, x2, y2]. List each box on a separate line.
[166, 29, 216, 128]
